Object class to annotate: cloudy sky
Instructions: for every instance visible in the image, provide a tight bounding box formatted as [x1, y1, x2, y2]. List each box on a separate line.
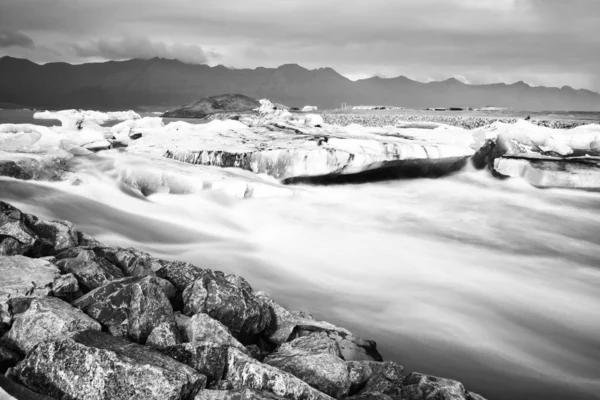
[1, 0, 599, 91]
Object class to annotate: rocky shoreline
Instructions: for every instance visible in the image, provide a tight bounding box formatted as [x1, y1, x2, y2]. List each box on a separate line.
[320, 113, 589, 130]
[0, 200, 488, 400]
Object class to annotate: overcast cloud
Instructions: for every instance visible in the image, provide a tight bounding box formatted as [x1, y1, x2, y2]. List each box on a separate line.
[0, 0, 599, 91]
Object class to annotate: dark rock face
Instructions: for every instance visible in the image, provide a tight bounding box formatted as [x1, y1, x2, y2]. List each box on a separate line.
[27, 218, 79, 255]
[7, 330, 206, 400]
[51, 272, 82, 301]
[225, 348, 333, 400]
[4, 296, 101, 354]
[195, 388, 286, 399]
[0, 202, 38, 256]
[157, 260, 205, 292]
[402, 372, 478, 400]
[0, 346, 21, 374]
[183, 270, 271, 342]
[56, 248, 124, 292]
[73, 276, 176, 343]
[264, 332, 350, 399]
[163, 343, 229, 385]
[162, 94, 260, 119]
[346, 361, 404, 399]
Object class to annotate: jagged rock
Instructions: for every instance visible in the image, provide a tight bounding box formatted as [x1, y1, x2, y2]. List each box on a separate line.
[26, 218, 79, 255]
[209, 380, 235, 391]
[290, 324, 382, 362]
[51, 272, 82, 301]
[264, 332, 350, 399]
[0, 345, 21, 374]
[183, 270, 270, 342]
[146, 321, 180, 350]
[0, 256, 60, 326]
[255, 291, 298, 345]
[346, 361, 403, 399]
[0, 376, 54, 400]
[56, 248, 124, 291]
[162, 94, 261, 119]
[225, 348, 333, 400]
[195, 388, 285, 399]
[7, 330, 206, 400]
[162, 343, 228, 385]
[4, 296, 101, 354]
[0, 202, 39, 256]
[184, 313, 246, 351]
[157, 260, 205, 291]
[402, 372, 485, 400]
[72, 276, 176, 343]
[97, 246, 159, 276]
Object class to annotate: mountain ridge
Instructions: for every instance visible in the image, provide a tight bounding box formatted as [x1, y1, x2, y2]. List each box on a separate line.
[1, 56, 599, 111]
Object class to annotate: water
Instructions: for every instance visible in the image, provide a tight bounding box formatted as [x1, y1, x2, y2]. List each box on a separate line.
[1, 111, 600, 400]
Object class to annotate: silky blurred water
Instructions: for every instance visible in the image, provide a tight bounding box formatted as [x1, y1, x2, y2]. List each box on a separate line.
[1, 152, 599, 400]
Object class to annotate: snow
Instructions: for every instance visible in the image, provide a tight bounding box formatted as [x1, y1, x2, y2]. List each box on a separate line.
[34, 110, 140, 130]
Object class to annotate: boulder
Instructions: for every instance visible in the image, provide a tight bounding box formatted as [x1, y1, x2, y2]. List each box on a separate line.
[146, 321, 180, 350]
[7, 330, 205, 400]
[26, 218, 79, 255]
[51, 272, 82, 301]
[162, 343, 228, 385]
[182, 270, 270, 342]
[225, 348, 333, 400]
[346, 361, 403, 399]
[0, 376, 54, 400]
[56, 248, 124, 291]
[157, 260, 205, 291]
[184, 313, 246, 352]
[264, 332, 350, 399]
[0, 202, 38, 256]
[402, 372, 486, 400]
[72, 276, 176, 343]
[195, 388, 285, 399]
[0, 256, 60, 329]
[4, 296, 101, 354]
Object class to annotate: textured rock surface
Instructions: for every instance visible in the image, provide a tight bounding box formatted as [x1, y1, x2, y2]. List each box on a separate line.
[0, 202, 39, 256]
[56, 248, 124, 291]
[347, 361, 404, 399]
[0, 256, 60, 310]
[225, 348, 333, 400]
[0, 346, 21, 374]
[27, 218, 79, 255]
[0, 375, 54, 400]
[402, 372, 472, 400]
[185, 313, 246, 351]
[7, 330, 205, 400]
[162, 94, 260, 119]
[162, 343, 229, 385]
[157, 260, 205, 292]
[146, 321, 180, 349]
[4, 296, 101, 354]
[264, 333, 350, 399]
[51, 272, 82, 301]
[183, 270, 270, 342]
[195, 388, 286, 399]
[73, 276, 176, 343]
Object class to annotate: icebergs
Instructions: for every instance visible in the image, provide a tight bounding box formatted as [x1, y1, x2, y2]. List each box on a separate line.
[34, 110, 140, 130]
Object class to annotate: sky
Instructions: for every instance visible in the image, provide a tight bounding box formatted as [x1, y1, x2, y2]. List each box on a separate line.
[1, 0, 599, 91]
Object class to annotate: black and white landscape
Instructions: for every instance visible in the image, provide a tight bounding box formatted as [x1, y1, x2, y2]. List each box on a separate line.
[1, 1, 600, 400]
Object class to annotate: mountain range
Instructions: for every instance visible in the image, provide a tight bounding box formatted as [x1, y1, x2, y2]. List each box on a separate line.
[1, 56, 599, 111]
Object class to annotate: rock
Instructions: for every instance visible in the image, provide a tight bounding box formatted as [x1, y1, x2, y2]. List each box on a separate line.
[73, 276, 176, 343]
[225, 348, 333, 400]
[195, 388, 285, 399]
[182, 270, 270, 342]
[0, 152, 69, 182]
[162, 343, 228, 385]
[290, 324, 382, 362]
[0, 202, 39, 256]
[7, 330, 205, 400]
[56, 248, 124, 291]
[346, 361, 403, 399]
[26, 218, 79, 255]
[402, 372, 479, 400]
[4, 296, 101, 354]
[51, 272, 82, 301]
[264, 332, 350, 399]
[162, 94, 261, 119]
[157, 260, 205, 291]
[146, 321, 180, 350]
[0, 256, 60, 321]
[0, 345, 21, 374]
[255, 291, 298, 345]
[184, 313, 246, 351]
[0, 376, 54, 400]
